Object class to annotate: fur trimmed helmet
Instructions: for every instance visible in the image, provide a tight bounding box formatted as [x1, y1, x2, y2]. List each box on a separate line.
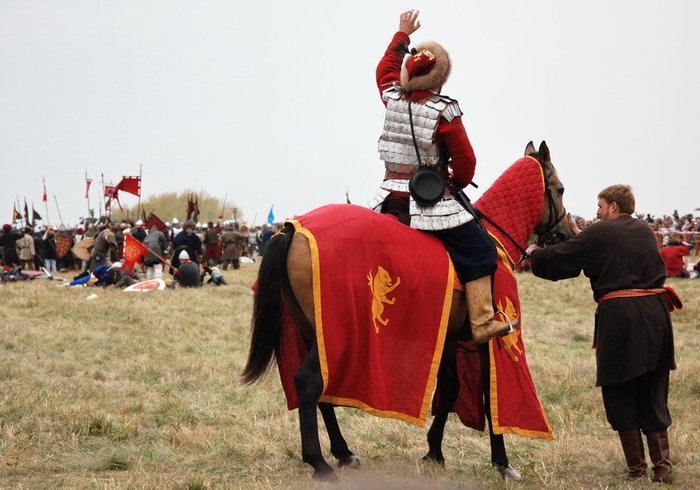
[400, 41, 451, 92]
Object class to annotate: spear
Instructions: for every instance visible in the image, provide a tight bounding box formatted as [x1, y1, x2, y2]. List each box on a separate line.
[85, 169, 91, 220]
[54, 195, 64, 226]
[137, 163, 143, 219]
[15, 195, 22, 227]
[100, 173, 105, 218]
[219, 193, 227, 220]
[42, 177, 50, 226]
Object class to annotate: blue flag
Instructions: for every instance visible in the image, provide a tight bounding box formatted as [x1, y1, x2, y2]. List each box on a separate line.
[267, 205, 275, 224]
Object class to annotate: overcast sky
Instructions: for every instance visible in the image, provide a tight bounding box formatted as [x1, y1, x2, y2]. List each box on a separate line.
[1, 1, 698, 226]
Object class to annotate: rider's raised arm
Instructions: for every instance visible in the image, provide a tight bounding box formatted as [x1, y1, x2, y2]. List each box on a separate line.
[376, 10, 421, 101]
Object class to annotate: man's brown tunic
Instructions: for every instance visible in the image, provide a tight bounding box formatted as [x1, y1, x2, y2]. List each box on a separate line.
[530, 216, 675, 386]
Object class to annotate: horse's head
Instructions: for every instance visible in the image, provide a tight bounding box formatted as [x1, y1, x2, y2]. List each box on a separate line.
[524, 141, 573, 246]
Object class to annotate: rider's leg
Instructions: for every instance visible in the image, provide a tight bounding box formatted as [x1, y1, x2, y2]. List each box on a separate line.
[465, 275, 515, 345]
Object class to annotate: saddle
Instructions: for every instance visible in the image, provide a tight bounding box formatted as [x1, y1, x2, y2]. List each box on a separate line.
[380, 196, 410, 226]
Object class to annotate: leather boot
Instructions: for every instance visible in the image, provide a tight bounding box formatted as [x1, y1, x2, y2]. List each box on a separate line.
[618, 429, 647, 480]
[646, 431, 672, 484]
[465, 276, 517, 345]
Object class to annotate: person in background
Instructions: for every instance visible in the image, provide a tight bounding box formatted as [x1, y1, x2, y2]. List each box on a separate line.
[43, 226, 58, 273]
[15, 227, 35, 270]
[660, 234, 690, 278]
[1, 224, 21, 268]
[89, 224, 117, 272]
[172, 250, 200, 287]
[171, 220, 202, 272]
[131, 220, 147, 243]
[143, 224, 168, 280]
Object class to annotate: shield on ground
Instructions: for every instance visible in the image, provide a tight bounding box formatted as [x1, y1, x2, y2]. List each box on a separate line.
[123, 279, 166, 292]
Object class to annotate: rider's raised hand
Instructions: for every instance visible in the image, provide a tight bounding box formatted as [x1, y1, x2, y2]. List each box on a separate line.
[398, 9, 421, 35]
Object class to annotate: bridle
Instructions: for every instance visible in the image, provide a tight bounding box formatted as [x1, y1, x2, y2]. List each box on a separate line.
[534, 165, 568, 247]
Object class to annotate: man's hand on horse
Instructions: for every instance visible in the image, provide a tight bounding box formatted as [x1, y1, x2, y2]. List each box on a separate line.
[399, 9, 421, 35]
[525, 244, 540, 256]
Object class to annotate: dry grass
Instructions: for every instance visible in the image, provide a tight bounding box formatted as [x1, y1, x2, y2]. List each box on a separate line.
[0, 260, 698, 488]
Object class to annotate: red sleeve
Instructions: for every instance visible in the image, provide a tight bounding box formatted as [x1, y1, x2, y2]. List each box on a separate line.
[437, 116, 476, 189]
[376, 31, 410, 102]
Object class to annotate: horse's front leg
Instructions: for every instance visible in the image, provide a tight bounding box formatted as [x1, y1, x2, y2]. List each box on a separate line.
[294, 343, 337, 482]
[423, 339, 458, 464]
[478, 342, 521, 480]
[318, 403, 361, 469]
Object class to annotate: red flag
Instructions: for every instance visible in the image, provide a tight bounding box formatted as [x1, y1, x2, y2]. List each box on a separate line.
[104, 185, 121, 211]
[85, 178, 92, 198]
[123, 233, 148, 272]
[42, 184, 47, 202]
[104, 185, 117, 199]
[144, 213, 168, 232]
[115, 176, 141, 196]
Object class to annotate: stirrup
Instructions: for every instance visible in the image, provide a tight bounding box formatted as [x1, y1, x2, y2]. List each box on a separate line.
[494, 308, 516, 336]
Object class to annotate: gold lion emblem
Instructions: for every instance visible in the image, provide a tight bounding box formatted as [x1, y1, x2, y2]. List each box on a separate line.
[496, 296, 522, 362]
[367, 266, 401, 334]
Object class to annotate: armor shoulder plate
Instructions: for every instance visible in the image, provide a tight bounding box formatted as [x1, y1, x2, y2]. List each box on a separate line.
[426, 95, 463, 122]
[382, 83, 405, 103]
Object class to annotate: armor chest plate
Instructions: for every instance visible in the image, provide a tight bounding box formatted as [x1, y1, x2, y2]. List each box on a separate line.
[378, 97, 441, 171]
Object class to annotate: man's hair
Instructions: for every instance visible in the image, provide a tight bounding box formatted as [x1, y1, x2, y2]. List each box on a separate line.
[598, 184, 635, 214]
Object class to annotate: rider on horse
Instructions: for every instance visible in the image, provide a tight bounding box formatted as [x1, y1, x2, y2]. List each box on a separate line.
[369, 10, 513, 344]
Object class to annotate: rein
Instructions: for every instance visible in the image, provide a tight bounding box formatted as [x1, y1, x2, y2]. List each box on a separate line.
[535, 167, 567, 247]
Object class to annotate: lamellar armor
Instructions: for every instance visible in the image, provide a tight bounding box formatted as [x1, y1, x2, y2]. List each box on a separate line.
[369, 85, 474, 230]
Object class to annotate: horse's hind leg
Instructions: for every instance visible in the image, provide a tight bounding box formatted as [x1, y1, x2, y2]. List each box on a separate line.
[423, 340, 458, 464]
[318, 403, 361, 469]
[478, 343, 521, 480]
[294, 343, 337, 482]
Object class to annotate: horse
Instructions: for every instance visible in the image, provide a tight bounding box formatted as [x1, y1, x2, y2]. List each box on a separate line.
[242, 140, 572, 482]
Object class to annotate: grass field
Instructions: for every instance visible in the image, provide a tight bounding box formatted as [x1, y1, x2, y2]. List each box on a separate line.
[0, 261, 698, 489]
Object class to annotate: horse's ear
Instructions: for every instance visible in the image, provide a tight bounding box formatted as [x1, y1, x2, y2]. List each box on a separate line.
[538, 141, 551, 163]
[524, 141, 536, 156]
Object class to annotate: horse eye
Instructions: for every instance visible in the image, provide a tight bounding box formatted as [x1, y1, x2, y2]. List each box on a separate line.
[558, 188, 565, 195]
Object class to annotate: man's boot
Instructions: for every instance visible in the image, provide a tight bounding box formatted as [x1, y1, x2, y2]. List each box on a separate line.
[618, 429, 647, 480]
[647, 430, 672, 484]
[464, 276, 516, 345]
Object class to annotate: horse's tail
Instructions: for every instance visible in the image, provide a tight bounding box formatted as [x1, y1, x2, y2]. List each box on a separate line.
[241, 223, 295, 385]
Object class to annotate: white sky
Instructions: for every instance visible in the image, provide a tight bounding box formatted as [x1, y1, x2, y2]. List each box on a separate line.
[1, 1, 698, 226]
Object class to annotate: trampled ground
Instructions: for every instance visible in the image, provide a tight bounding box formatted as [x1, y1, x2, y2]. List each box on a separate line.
[1, 262, 698, 488]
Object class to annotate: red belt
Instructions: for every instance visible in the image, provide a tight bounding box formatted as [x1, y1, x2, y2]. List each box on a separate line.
[598, 287, 683, 312]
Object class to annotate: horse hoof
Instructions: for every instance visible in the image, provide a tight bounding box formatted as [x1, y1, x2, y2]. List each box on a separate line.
[493, 464, 521, 480]
[313, 468, 340, 483]
[338, 455, 361, 469]
[422, 453, 445, 466]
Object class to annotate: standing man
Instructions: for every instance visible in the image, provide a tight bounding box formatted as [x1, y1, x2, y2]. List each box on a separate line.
[15, 227, 36, 270]
[526, 185, 677, 483]
[143, 224, 168, 280]
[367, 9, 512, 343]
[1, 224, 21, 268]
[219, 224, 244, 270]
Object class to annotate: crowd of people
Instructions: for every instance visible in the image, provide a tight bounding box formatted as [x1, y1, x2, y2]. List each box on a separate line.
[572, 212, 700, 278]
[0, 218, 282, 286]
